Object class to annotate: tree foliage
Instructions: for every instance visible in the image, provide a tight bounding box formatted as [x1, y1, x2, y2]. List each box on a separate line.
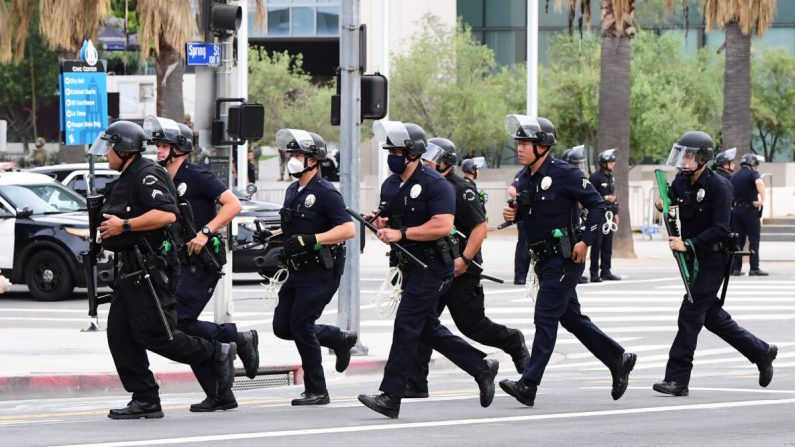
[751, 48, 795, 161]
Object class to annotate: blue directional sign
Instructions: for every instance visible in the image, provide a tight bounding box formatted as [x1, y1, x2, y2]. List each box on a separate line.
[186, 43, 221, 66]
[59, 61, 108, 146]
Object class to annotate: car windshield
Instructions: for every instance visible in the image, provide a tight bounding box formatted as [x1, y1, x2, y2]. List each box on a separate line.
[0, 183, 87, 214]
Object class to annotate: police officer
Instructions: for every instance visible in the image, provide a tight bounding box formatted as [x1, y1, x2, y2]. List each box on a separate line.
[460, 157, 488, 210]
[499, 115, 636, 407]
[89, 121, 236, 419]
[731, 153, 768, 276]
[507, 170, 530, 285]
[358, 120, 499, 419]
[272, 128, 358, 406]
[589, 149, 621, 282]
[148, 116, 259, 412]
[401, 138, 529, 398]
[562, 146, 590, 284]
[713, 147, 736, 181]
[653, 131, 777, 396]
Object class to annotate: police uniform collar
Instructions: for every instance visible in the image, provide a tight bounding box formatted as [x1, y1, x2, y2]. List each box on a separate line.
[173, 159, 196, 179]
[692, 167, 712, 188]
[531, 155, 554, 177]
[120, 155, 150, 178]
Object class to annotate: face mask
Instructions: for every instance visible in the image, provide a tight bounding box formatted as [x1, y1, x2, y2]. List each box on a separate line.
[287, 157, 307, 177]
[387, 154, 407, 174]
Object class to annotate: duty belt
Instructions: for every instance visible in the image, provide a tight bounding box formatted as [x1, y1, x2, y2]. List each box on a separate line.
[733, 202, 755, 207]
[526, 239, 561, 263]
[695, 241, 727, 257]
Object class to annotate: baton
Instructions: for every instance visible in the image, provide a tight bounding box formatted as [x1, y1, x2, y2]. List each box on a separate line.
[133, 245, 174, 341]
[451, 228, 505, 284]
[497, 199, 516, 230]
[719, 249, 752, 306]
[345, 208, 428, 270]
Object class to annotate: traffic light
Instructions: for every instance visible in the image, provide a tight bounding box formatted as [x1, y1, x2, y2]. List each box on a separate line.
[213, 99, 265, 146]
[331, 72, 389, 126]
[206, 0, 242, 36]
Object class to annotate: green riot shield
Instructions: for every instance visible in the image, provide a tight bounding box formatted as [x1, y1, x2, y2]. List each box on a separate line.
[654, 169, 694, 303]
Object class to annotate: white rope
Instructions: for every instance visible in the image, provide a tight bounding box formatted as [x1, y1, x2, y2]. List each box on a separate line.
[374, 267, 402, 317]
[0, 271, 10, 294]
[525, 261, 539, 303]
[602, 210, 618, 234]
[259, 268, 288, 310]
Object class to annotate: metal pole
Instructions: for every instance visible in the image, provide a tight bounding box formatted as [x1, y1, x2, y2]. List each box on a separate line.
[213, 32, 235, 325]
[377, 0, 390, 189]
[236, 0, 249, 189]
[526, 0, 538, 116]
[338, 0, 366, 354]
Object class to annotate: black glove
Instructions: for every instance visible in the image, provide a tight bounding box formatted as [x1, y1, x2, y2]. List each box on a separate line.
[252, 228, 273, 245]
[284, 234, 317, 256]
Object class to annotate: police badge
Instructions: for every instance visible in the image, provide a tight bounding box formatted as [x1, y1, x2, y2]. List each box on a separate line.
[696, 188, 705, 202]
[541, 176, 552, 190]
[304, 194, 316, 208]
[410, 184, 422, 198]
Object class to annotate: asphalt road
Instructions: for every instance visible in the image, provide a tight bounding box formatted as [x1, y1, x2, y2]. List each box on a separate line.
[1, 250, 794, 446]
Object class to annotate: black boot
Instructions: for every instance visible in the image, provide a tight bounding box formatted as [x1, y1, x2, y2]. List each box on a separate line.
[578, 276, 589, 284]
[758, 344, 778, 387]
[358, 393, 400, 418]
[652, 381, 689, 396]
[475, 359, 499, 408]
[213, 342, 237, 396]
[601, 272, 622, 281]
[334, 330, 358, 373]
[749, 269, 769, 276]
[590, 276, 603, 283]
[509, 331, 531, 374]
[237, 330, 260, 379]
[403, 383, 429, 398]
[108, 400, 164, 419]
[610, 352, 637, 400]
[190, 390, 238, 412]
[291, 391, 330, 406]
[499, 379, 537, 407]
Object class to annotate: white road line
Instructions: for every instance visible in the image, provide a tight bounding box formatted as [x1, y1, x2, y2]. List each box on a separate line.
[359, 314, 795, 327]
[47, 398, 795, 447]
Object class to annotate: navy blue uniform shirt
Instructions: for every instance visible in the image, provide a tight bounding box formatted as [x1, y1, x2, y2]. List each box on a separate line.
[514, 157, 606, 246]
[670, 168, 731, 248]
[380, 164, 455, 232]
[446, 172, 486, 240]
[589, 169, 619, 213]
[173, 161, 227, 230]
[281, 174, 351, 239]
[731, 166, 760, 204]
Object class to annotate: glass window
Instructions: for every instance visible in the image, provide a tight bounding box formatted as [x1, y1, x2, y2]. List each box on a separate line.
[485, 0, 526, 28]
[317, 6, 339, 35]
[458, 0, 484, 28]
[291, 7, 315, 35]
[267, 7, 290, 36]
[0, 184, 85, 214]
[485, 30, 526, 66]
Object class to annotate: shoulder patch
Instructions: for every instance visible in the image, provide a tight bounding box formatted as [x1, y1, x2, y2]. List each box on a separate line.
[463, 189, 477, 202]
[142, 174, 159, 186]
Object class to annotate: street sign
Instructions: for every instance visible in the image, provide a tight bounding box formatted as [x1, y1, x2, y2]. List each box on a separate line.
[186, 43, 221, 66]
[59, 60, 108, 146]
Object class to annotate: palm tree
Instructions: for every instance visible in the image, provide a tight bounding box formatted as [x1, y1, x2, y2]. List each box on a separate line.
[553, 0, 637, 257]
[701, 0, 776, 158]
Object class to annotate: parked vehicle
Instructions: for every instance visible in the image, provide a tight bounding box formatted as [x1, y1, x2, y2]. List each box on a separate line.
[28, 163, 119, 196]
[0, 172, 113, 301]
[231, 187, 283, 276]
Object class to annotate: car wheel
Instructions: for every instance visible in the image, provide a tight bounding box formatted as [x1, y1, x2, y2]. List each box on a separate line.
[25, 250, 75, 301]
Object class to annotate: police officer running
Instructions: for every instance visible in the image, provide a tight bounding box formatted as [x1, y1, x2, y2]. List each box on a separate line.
[148, 116, 260, 412]
[272, 129, 357, 406]
[89, 121, 236, 419]
[713, 147, 736, 181]
[401, 138, 529, 398]
[358, 120, 499, 419]
[589, 149, 621, 282]
[652, 131, 776, 396]
[499, 115, 636, 407]
[731, 153, 768, 276]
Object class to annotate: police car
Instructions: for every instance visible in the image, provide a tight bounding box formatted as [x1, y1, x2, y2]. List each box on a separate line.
[232, 189, 283, 275]
[0, 172, 113, 301]
[28, 163, 119, 196]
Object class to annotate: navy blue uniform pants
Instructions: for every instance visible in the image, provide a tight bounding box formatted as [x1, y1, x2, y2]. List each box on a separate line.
[274, 270, 344, 395]
[407, 274, 523, 392]
[522, 256, 624, 385]
[380, 265, 486, 397]
[731, 207, 761, 271]
[664, 252, 769, 385]
[589, 230, 614, 277]
[514, 225, 530, 282]
[175, 264, 238, 397]
[107, 270, 217, 403]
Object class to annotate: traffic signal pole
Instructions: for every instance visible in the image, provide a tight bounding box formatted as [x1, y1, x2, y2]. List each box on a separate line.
[337, 0, 367, 354]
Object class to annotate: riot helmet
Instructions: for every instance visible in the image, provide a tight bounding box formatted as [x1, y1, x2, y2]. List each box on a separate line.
[143, 115, 185, 147]
[461, 157, 487, 178]
[666, 131, 714, 175]
[713, 147, 736, 169]
[176, 123, 194, 153]
[598, 148, 617, 173]
[374, 119, 427, 156]
[88, 120, 146, 156]
[277, 128, 327, 178]
[422, 137, 457, 172]
[563, 145, 587, 172]
[404, 123, 428, 156]
[504, 114, 556, 146]
[740, 153, 762, 167]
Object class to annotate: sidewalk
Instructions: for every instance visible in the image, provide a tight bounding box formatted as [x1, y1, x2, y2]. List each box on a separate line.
[1, 228, 793, 400]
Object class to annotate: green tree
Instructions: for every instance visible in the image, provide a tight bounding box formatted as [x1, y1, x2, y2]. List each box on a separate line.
[751, 49, 795, 161]
[389, 16, 519, 165]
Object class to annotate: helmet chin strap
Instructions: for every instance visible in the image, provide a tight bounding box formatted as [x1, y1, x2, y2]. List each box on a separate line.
[158, 147, 187, 167]
[527, 143, 549, 168]
[290, 157, 317, 178]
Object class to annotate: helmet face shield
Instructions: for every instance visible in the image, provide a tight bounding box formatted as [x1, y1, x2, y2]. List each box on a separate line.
[373, 120, 411, 150]
[666, 143, 704, 170]
[143, 115, 182, 145]
[504, 114, 542, 140]
[422, 141, 449, 165]
[276, 128, 315, 152]
[88, 132, 115, 156]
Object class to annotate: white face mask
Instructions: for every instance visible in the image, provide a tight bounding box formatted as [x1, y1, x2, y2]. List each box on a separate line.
[287, 157, 307, 176]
